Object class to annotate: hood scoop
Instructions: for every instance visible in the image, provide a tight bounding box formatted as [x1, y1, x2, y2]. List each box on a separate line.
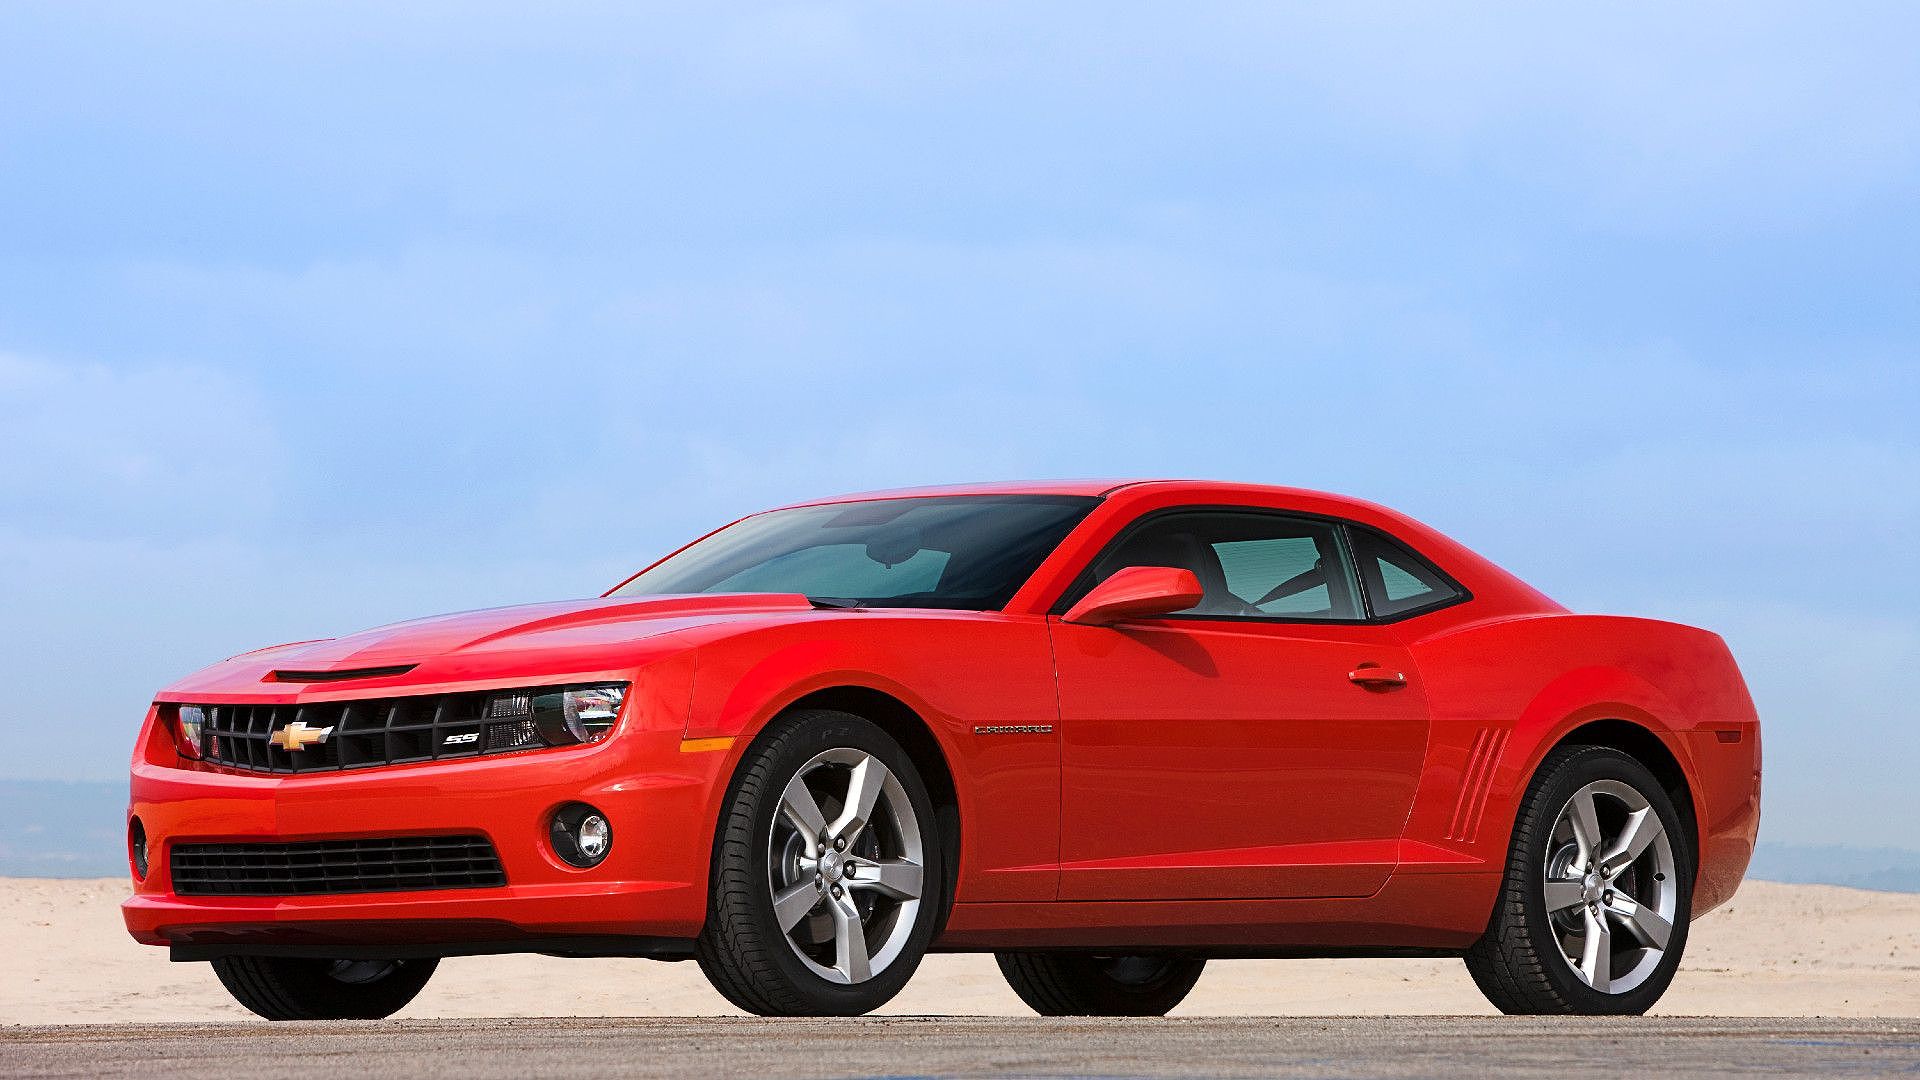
[268, 664, 418, 684]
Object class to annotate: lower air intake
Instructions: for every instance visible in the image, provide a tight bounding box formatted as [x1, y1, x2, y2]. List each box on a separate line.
[170, 835, 506, 896]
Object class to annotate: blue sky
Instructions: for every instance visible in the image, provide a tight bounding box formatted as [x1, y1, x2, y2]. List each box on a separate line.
[1, 4, 1915, 847]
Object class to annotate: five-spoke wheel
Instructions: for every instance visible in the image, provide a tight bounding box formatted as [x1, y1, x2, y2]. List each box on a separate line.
[1465, 744, 1693, 1014]
[696, 710, 945, 1015]
[769, 746, 927, 986]
[1540, 778, 1679, 995]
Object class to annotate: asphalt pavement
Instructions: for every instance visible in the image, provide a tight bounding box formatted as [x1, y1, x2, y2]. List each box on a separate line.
[5, 1016, 1918, 1078]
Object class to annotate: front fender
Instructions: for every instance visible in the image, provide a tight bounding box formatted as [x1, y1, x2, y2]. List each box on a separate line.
[677, 616, 1062, 904]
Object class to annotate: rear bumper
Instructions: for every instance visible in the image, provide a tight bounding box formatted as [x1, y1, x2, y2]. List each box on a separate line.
[123, 730, 729, 954]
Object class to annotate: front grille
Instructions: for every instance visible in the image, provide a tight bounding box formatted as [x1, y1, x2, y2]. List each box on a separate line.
[171, 835, 506, 896]
[197, 692, 542, 774]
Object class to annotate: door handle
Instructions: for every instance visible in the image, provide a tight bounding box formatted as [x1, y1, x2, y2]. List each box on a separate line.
[1348, 666, 1407, 688]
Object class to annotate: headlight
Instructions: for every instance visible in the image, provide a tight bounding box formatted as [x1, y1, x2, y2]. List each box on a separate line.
[174, 706, 205, 760]
[531, 684, 625, 745]
[483, 683, 626, 748]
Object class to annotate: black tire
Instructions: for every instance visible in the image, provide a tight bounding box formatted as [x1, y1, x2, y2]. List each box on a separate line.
[996, 953, 1206, 1016]
[696, 710, 946, 1016]
[1464, 744, 1694, 1015]
[210, 956, 438, 1020]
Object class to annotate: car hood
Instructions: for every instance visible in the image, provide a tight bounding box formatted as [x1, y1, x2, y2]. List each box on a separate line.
[162, 594, 821, 697]
[253, 594, 819, 668]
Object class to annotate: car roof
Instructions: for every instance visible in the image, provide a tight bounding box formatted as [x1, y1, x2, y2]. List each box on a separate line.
[775, 479, 1363, 509]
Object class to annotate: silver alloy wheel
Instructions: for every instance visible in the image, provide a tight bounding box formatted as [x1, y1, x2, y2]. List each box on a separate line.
[1543, 778, 1679, 995]
[769, 747, 925, 985]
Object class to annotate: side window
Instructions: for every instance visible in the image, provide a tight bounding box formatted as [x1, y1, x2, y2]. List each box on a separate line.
[1070, 511, 1363, 621]
[1350, 527, 1463, 618]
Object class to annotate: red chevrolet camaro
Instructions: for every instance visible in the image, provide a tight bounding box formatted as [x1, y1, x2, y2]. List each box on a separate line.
[124, 481, 1761, 1019]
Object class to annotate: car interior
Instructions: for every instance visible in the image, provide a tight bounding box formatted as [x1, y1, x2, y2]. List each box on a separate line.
[1084, 513, 1362, 620]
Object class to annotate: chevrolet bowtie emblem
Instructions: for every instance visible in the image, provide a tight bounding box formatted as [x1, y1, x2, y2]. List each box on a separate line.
[269, 721, 334, 752]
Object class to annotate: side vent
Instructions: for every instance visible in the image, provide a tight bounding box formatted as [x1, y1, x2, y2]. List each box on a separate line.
[1447, 727, 1509, 843]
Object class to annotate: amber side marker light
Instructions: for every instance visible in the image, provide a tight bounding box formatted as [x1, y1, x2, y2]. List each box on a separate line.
[680, 736, 736, 754]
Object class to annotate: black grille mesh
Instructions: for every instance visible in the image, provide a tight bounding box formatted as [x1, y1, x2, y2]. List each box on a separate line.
[171, 835, 506, 896]
[197, 693, 544, 774]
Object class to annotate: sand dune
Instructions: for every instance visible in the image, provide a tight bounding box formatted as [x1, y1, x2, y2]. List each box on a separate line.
[5, 878, 1916, 1025]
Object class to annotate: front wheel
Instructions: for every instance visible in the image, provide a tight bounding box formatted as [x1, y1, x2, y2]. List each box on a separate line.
[1464, 744, 1693, 1015]
[210, 956, 438, 1020]
[996, 952, 1206, 1016]
[696, 710, 944, 1016]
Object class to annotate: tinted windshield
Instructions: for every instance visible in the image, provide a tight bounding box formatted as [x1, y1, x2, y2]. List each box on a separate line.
[612, 495, 1098, 611]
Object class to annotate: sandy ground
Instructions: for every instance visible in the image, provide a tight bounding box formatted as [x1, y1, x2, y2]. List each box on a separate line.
[4, 878, 1916, 1024]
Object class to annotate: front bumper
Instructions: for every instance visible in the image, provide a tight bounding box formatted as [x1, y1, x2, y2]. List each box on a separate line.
[124, 728, 730, 957]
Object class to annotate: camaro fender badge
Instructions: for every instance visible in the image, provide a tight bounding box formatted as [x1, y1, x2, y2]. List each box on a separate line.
[971, 724, 1054, 736]
[268, 721, 334, 752]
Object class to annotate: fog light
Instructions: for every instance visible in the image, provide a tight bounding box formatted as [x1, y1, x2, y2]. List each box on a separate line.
[129, 817, 149, 880]
[578, 815, 610, 859]
[550, 802, 611, 868]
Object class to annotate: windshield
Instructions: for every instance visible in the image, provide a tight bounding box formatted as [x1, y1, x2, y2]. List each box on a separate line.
[611, 495, 1098, 611]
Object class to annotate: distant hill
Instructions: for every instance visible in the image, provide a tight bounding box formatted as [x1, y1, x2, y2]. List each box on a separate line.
[0, 779, 127, 877]
[5, 779, 1919, 893]
[1748, 841, 1920, 894]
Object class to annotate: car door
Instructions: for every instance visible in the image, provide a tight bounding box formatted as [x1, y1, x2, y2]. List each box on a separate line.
[1048, 508, 1432, 901]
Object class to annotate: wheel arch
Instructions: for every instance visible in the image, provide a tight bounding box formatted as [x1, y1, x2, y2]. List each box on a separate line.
[1496, 666, 1707, 888]
[724, 684, 963, 935]
[1546, 718, 1700, 874]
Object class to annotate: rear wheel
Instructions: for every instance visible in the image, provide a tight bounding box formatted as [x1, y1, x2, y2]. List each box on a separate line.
[210, 956, 438, 1020]
[996, 952, 1206, 1016]
[1465, 744, 1692, 1015]
[696, 710, 944, 1016]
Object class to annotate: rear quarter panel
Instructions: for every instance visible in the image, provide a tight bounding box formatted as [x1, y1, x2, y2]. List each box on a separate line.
[1397, 611, 1761, 916]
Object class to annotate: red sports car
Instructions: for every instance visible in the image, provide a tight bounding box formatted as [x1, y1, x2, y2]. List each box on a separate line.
[124, 481, 1761, 1018]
